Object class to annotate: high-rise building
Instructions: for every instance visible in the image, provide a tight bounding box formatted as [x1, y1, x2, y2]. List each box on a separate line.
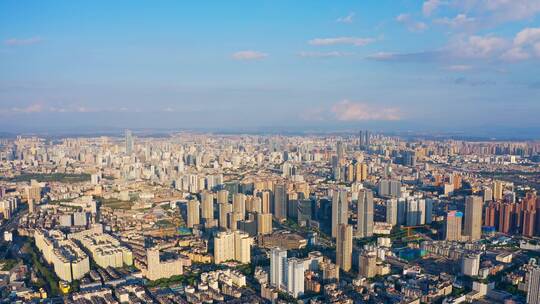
[336, 141, 344, 162]
[257, 213, 273, 235]
[273, 183, 287, 222]
[332, 190, 348, 238]
[464, 196, 483, 241]
[270, 247, 288, 289]
[336, 224, 353, 272]
[125, 129, 134, 155]
[493, 180, 504, 201]
[201, 191, 214, 220]
[461, 254, 480, 277]
[217, 189, 229, 204]
[359, 251, 377, 278]
[214, 230, 253, 264]
[219, 203, 232, 229]
[357, 189, 374, 237]
[259, 191, 271, 214]
[527, 264, 540, 304]
[445, 211, 463, 241]
[233, 193, 246, 221]
[522, 192, 537, 237]
[286, 257, 305, 298]
[187, 199, 200, 228]
[386, 199, 398, 226]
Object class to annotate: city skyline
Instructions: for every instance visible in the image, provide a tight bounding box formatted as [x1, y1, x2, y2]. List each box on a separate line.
[1, 1, 540, 136]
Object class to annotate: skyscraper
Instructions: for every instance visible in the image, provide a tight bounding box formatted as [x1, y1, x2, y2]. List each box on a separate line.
[445, 211, 463, 241]
[357, 189, 374, 237]
[336, 224, 353, 272]
[257, 213, 273, 235]
[527, 263, 540, 304]
[464, 195, 483, 241]
[201, 191, 214, 220]
[493, 180, 504, 201]
[219, 203, 232, 229]
[273, 183, 287, 222]
[187, 199, 200, 228]
[233, 193, 246, 220]
[332, 189, 348, 238]
[286, 258, 305, 298]
[336, 141, 344, 162]
[270, 247, 288, 289]
[386, 199, 398, 226]
[125, 129, 134, 155]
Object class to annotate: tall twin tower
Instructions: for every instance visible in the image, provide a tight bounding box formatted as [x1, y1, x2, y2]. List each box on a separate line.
[359, 130, 370, 150]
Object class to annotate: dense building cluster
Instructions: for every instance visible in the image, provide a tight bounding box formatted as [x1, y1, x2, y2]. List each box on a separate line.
[1, 131, 540, 303]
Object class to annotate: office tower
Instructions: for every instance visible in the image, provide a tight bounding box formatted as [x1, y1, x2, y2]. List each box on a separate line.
[332, 189, 348, 238]
[187, 199, 200, 228]
[336, 141, 344, 162]
[359, 130, 364, 149]
[233, 193, 246, 220]
[357, 189, 374, 237]
[336, 224, 353, 272]
[286, 258, 305, 298]
[217, 189, 229, 204]
[445, 211, 463, 241]
[397, 198, 407, 225]
[201, 191, 214, 220]
[461, 254, 480, 277]
[296, 199, 313, 224]
[125, 129, 134, 155]
[493, 180, 504, 201]
[424, 199, 433, 224]
[386, 199, 398, 226]
[527, 265, 540, 304]
[257, 213, 273, 235]
[219, 203, 232, 229]
[214, 230, 252, 264]
[464, 195, 483, 241]
[260, 191, 271, 214]
[359, 251, 377, 278]
[273, 183, 287, 222]
[271, 247, 288, 289]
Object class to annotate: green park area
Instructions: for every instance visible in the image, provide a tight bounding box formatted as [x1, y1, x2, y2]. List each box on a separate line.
[1, 173, 90, 183]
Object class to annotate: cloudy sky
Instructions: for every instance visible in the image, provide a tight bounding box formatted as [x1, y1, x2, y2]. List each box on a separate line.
[1, 0, 540, 135]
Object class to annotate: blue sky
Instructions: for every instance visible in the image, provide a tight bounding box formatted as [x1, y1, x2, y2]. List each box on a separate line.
[1, 0, 540, 135]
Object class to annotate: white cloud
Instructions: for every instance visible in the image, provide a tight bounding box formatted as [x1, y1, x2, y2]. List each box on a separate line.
[232, 50, 268, 60]
[4, 37, 43, 46]
[445, 64, 473, 71]
[451, 35, 507, 58]
[336, 12, 355, 24]
[458, 0, 540, 23]
[10, 103, 44, 113]
[423, 0, 442, 16]
[331, 100, 400, 121]
[309, 37, 375, 46]
[514, 27, 540, 46]
[396, 14, 428, 32]
[298, 51, 352, 58]
[435, 14, 475, 28]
